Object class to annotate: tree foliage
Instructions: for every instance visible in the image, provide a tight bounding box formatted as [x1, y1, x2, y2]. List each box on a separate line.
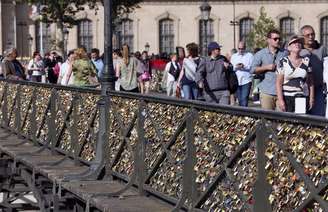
[23, 0, 141, 27]
[17, 0, 141, 54]
[246, 7, 277, 50]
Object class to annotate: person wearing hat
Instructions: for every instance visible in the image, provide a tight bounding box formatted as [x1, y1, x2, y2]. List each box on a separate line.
[195, 41, 231, 104]
[276, 35, 314, 113]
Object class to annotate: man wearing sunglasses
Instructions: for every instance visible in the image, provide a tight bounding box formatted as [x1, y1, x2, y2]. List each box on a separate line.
[251, 29, 287, 110]
[300, 25, 328, 117]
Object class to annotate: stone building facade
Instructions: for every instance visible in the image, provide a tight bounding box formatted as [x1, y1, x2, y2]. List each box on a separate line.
[1, 0, 328, 57]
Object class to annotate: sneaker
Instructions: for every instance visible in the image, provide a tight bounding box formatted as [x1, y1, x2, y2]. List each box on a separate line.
[253, 100, 261, 105]
[252, 94, 260, 102]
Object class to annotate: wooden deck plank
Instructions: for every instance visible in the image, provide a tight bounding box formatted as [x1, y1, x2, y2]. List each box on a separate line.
[0, 128, 174, 211]
[62, 181, 173, 212]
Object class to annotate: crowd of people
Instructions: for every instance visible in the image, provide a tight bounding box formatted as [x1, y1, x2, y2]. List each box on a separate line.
[162, 25, 328, 117]
[0, 47, 100, 87]
[0, 25, 327, 117]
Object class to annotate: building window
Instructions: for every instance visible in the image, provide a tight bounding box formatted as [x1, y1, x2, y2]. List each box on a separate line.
[120, 19, 134, 52]
[321, 16, 328, 48]
[78, 19, 93, 53]
[35, 22, 51, 54]
[199, 19, 214, 56]
[280, 17, 294, 45]
[159, 19, 174, 54]
[239, 18, 254, 43]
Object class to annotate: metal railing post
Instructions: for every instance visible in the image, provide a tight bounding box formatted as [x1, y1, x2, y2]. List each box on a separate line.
[64, 0, 116, 180]
[253, 119, 272, 212]
[71, 94, 79, 164]
[173, 109, 198, 211]
[30, 88, 38, 145]
[48, 89, 57, 153]
[2, 84, 9, 128]
[136, 100, 146, 195]
[14, 85, 22, 136]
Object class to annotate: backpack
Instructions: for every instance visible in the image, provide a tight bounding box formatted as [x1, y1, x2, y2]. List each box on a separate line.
[225, 66, 238, 93]
[53, 63, 61, 77]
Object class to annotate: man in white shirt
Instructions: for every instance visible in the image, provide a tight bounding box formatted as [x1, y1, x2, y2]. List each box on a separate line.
[57, 51, 75, 85]
[230, 41, 254, 106]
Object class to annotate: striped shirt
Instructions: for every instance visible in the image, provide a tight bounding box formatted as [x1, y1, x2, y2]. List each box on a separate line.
[276, 56, 312, 96]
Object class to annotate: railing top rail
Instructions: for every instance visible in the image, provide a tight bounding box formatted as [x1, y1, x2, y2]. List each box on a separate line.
[110, 91, 328, 127]
[2, 79, 327, 127]
[1, 79, 101, 94]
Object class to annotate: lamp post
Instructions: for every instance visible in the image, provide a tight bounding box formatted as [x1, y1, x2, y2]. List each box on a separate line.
[230, 0, 239, 49]
[17, 22, 27, 57]
[200, 0, 211, 56]
[144, 42, 150, 53]
[89, 0, 115, 176]
[103, 0, 116, 89]
[37, 4, 44, 56]
[28, 35, 33, 58]
[63, 27, 69, 59]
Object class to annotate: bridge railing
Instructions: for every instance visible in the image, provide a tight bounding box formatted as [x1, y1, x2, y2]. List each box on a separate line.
[0, 79, 327, 212]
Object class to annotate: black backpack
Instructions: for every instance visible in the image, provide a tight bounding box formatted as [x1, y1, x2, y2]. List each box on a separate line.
[225, 66, 238, 93]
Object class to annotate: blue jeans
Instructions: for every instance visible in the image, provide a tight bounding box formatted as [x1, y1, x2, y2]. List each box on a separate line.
[309, 86, 326, 116]
[182, 83, 198, 100]
[237, 82, 252, 107]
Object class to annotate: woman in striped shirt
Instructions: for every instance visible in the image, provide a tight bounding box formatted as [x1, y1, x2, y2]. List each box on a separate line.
[276, 36, 314, 113]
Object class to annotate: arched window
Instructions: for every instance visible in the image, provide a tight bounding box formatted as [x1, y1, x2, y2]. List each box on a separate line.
[321, 16, 328, 47]
[78, 19, 93, 52]
[239, 18, 254, 42]
[199, 19, 214, 56]
[35, 22, 51, 53]
[159, 19, 174, 54]
[280, 17, 294, 44]
[120, 19, 134, 52]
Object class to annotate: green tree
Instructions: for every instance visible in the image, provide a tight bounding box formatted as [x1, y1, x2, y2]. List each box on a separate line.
[18, 0, 141, 55]
[246, 7, 277, 50]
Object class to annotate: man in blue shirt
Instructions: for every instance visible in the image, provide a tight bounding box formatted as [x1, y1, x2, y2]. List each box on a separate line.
[91, 48, 104, 78]
[251, 29, 287, 110]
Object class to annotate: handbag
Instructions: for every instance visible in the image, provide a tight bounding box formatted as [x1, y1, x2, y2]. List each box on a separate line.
[176, 86, 181, 98]
[88, 75, 99, 86]
[141, 71, 151, 81]
[53, 63, 61, 77]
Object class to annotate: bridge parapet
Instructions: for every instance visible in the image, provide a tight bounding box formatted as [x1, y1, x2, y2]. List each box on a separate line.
[0, 79, 327, 211]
